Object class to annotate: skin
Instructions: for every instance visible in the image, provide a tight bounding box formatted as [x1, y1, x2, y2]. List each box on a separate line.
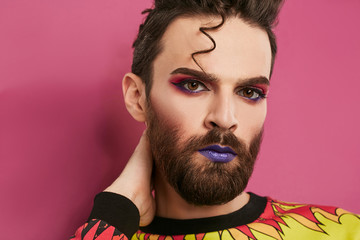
[106, 15, 272, 226]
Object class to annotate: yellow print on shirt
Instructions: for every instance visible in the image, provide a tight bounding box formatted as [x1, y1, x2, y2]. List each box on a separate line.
[134, 199, 360, 240]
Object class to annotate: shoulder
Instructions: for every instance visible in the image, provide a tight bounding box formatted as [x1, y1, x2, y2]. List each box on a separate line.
[262, 196, 360, 220]
[248, 196, 360, 239]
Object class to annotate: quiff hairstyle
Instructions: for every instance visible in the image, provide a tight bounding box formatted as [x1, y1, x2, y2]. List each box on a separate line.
[132, 0, 284, 97]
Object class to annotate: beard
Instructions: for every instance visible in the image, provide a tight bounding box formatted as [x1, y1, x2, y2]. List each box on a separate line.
[146, 104, 263, 206]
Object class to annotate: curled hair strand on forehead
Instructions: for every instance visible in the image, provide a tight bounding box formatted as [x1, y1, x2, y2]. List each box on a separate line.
[191, 15, 225, 73]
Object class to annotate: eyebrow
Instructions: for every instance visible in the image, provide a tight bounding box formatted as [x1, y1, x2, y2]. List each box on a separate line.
[171, 67, 218, 82]
[170, 67, 270, 86]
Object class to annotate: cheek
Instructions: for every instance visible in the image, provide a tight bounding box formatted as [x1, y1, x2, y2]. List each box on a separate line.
[149, 90, 205, 136]
[235, 102, 267, 142]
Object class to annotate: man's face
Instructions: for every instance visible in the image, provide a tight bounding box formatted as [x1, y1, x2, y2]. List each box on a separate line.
[146, 16, 271, 205]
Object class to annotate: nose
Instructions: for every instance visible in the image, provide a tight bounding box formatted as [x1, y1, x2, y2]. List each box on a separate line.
[204, 93, 238, 132]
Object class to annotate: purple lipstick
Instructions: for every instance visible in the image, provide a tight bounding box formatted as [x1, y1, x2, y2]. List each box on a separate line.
[198, 145, 237, 163]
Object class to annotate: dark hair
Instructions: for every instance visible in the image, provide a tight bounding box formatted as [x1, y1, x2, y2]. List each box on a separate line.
[132, 0, 284, 97]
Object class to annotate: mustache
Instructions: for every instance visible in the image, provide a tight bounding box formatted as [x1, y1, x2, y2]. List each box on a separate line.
[182, 127, 247, 156]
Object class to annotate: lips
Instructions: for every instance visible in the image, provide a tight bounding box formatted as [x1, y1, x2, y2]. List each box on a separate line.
[198, 145, 237, 163]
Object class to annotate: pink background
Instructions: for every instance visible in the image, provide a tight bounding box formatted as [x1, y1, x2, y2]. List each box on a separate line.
[0, 0, 359, 239]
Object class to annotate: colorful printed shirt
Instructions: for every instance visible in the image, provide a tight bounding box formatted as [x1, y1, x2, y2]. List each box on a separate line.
[71, 192, 360, 240]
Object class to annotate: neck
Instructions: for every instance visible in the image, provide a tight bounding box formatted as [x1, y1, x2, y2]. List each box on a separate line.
[154, 171, 250, 219]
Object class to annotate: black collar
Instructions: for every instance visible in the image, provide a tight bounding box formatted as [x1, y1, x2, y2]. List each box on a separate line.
[140, 192, 267, 235]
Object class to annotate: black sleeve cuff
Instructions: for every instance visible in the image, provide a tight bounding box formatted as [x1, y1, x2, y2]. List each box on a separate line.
[88, 192, 140, 239]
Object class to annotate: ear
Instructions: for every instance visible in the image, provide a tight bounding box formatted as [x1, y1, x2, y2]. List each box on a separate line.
[122, 72, 147, 122]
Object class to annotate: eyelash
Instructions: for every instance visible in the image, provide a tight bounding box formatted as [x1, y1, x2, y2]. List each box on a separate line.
[171, 78, 267, 102]
[237, 87, 267, 102]
[171, 79, 209, 93]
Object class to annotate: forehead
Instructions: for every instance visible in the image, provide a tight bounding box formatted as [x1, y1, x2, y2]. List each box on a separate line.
[153, 15, 272, 81]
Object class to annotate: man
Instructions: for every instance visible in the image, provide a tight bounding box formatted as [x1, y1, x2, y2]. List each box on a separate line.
[72, 0, 360, 239]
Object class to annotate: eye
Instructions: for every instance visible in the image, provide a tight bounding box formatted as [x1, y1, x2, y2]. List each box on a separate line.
[186, 82, 201, 91]
[238, 87, 266, 101]
[172, 79, 209, 93]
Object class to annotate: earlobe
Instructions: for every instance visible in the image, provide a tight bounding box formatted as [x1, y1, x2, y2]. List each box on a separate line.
[122, 73, 147, 122]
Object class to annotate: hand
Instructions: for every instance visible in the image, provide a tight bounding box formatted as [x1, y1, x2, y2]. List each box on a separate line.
[104, 131, 155, 226]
